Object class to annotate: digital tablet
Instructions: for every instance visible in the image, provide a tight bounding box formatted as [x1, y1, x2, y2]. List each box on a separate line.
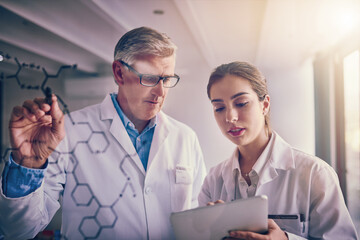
[170, 195, 268, 240]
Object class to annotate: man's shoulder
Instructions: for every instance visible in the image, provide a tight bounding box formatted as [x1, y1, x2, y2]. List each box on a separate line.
[159, 111, 195, 135]
[73, 102, 101, 114]
[64, 101, 102, 125]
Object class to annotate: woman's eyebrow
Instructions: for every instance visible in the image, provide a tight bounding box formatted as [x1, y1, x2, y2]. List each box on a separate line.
[231, 92, 248, 100]
[211, 92, 249, 103]
[211, 98, 223, 103]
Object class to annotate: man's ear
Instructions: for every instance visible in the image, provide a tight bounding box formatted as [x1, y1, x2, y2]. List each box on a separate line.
[112, 61, 124, 85]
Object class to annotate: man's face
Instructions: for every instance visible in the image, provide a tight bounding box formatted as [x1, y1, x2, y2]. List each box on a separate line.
[113, 55, 176, 129]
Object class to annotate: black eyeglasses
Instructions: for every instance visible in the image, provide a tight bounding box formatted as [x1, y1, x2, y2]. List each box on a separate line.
[119, 60, 180, 88]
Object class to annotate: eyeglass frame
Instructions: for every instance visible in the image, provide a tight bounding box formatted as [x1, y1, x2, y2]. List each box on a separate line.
[118, 60, 180, 88]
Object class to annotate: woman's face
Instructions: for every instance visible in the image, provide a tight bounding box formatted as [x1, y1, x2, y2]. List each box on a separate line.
[209, 74, 270, 148]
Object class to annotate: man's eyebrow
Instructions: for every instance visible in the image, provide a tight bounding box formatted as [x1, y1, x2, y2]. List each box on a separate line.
[211, 92, 249, 103]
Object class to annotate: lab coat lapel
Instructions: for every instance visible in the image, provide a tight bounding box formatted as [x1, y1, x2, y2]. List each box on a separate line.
[147, 111, 169, 170]
[100, 95, 145, 175]
[221, 150, 238, 201]
[258, 132, 295, 187]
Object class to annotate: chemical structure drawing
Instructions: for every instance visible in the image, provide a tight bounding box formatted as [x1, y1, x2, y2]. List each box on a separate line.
[0, 53, 139, 239]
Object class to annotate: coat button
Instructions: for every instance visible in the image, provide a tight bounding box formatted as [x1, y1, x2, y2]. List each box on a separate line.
[145, 187, 152, 194]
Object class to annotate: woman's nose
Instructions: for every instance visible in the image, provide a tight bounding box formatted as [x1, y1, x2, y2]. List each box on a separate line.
[226, 108, 238, 123]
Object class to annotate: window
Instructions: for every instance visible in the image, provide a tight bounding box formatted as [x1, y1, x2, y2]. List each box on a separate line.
[343, 50, 359, 231]
[314, 43, 359, 235]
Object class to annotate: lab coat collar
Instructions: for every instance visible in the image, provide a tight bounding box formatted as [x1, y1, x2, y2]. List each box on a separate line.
[221, 131, 296, 192]
[109, 93, 157, 135]
[258, 131, 295, 186]
[267, 131, 295, 169]
[100, 94, 118, 121]
[100, 94, 146, 175]
[99, 94, 170, 175]
[147, 111, 170, 170]
[221, 149, 239, 200]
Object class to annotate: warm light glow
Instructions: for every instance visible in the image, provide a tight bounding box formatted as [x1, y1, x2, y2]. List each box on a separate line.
[316, 0, 360, 41]
[335, 6, 359, 36]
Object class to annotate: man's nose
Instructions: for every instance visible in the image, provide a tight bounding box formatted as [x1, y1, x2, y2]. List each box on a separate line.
[151, 80, 165, 96]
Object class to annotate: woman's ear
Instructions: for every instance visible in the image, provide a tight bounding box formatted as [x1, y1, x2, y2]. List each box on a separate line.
[112, 61, 124, 85]
[262, 95, 270, 115]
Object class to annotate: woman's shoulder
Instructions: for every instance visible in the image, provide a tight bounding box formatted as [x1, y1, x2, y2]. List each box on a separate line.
[291, 147, 334, 173]
[271, 131, 334, 173]
[207, 150, 237, 177]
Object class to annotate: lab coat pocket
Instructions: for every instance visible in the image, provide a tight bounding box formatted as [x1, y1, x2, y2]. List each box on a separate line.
[171, 165, 194, 212]
[272, 214, 308, 238]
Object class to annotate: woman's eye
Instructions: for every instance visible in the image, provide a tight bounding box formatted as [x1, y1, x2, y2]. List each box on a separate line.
[214, 107, 224, 112]
[236, 102, 248, 107]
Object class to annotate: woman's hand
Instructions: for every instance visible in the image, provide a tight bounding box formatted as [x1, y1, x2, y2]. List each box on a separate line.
[225, 219, 288, 240]
[207, 199, 225, 206]
[9, 94, 65, 169]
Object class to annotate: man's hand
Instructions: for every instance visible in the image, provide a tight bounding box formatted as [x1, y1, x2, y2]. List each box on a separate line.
[9, 94, 65, 169]
[226, 219, 288, 240]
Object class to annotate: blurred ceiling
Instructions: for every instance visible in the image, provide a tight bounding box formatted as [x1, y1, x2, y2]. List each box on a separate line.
[0, 0, 359, 78]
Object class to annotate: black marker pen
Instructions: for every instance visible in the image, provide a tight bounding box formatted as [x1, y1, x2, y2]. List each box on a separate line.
[45, 87, 52, 105]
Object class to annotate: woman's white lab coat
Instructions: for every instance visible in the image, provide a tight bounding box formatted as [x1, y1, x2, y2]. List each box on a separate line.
[0, 95, 207, 239]
[198, 132, 358, 240]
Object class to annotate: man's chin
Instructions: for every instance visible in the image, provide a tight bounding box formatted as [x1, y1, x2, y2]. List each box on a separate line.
[142, 111, 159, 121]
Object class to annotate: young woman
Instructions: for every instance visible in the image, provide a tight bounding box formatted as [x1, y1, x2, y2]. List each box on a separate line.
[198, 61, 358, 239]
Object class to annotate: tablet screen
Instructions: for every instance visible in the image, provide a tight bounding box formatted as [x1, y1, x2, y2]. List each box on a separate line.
[170, 195, 268, 240]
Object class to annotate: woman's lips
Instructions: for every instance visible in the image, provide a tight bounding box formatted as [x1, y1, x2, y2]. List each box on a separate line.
[227, 127, 245, 137]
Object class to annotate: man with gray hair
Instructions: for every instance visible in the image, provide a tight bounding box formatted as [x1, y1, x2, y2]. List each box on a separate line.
[0, 27, 206, 239]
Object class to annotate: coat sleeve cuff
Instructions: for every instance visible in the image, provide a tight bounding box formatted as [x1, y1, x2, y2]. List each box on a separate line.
[1, 154, 48, 198]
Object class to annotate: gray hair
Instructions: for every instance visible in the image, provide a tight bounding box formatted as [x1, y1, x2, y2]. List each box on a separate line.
[114, 27, 177, 64]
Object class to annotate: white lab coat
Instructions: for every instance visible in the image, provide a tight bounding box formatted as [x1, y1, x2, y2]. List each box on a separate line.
[0, 95, 207, 240]
[198, 132, 358, 240]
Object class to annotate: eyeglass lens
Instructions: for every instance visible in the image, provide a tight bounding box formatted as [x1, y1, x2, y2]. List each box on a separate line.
[141, 75, 178, 87]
